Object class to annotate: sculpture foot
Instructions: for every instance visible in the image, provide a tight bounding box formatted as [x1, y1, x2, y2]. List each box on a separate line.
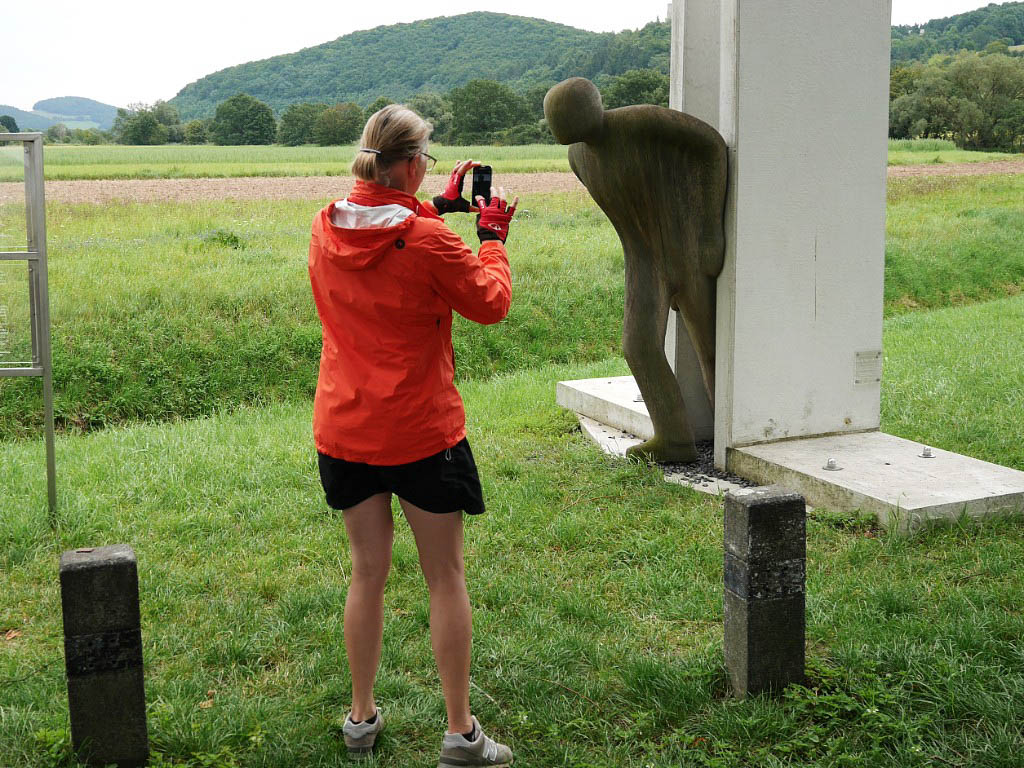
[626, 436, 698, 464]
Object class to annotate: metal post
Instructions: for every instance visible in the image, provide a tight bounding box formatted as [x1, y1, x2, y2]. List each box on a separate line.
[29, 136, 57, 514]
[1, 132, 56, 513]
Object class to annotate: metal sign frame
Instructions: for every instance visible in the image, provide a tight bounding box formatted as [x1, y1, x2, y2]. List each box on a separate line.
[1, 133, 56, 512]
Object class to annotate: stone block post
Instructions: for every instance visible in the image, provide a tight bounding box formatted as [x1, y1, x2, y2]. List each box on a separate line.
[59, 544, 149, 767]
[723, 486, 806, 696]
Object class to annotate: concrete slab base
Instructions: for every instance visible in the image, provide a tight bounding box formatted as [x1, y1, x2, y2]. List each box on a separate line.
[556, 376, 714, 442]
[559, 377, 1024, 532]
[730, 432, 1024, 533]
[577, 414, 749, 497]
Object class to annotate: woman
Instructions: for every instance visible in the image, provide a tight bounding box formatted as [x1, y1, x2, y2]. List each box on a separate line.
[308, 104, 517, 766]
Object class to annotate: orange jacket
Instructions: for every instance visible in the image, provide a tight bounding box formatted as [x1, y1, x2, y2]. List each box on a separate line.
[309, 180, 511, 465]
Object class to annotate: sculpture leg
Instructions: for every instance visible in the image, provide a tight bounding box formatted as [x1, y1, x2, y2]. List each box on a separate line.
[622, 254, 698, 463]
[673, 274, 717, 406]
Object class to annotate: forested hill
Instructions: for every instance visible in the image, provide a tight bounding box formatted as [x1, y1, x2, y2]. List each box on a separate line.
[169, 13, 669, 119]
[892, 1, 1024, 62]
[168, 4, 1024, 119]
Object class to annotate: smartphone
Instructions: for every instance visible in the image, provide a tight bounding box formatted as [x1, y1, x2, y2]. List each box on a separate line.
[471, 165, 492, 207]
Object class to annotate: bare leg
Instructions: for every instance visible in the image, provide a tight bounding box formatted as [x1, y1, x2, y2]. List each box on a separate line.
[399, 499, 473, 735]
[622, 249, 698, 462]
[342, 493, 394, 722]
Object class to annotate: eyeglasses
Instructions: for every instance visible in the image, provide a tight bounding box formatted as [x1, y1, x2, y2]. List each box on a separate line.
[418, 151, 437, 171]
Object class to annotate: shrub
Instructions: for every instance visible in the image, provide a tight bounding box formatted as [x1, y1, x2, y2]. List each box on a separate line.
[45, 123, 71, 143]
[68, 128, 109, 145]
[211, 93, 276, 146]
[313, 103, 363, 146]
[277, 102, 328, 146]
[408, 92, 451, 143]
[113, 103, 180, 145]
[448, 80, 530, 144]
[490, 120, 556, 145]
[601, 69, 670, 109]
[183, 120, 209, 145]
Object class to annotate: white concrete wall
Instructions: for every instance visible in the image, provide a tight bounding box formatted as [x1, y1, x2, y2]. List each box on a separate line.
[672, 0, 892, 467]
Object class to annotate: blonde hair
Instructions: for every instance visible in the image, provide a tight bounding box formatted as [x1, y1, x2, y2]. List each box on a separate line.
[351, 104, 432, 186]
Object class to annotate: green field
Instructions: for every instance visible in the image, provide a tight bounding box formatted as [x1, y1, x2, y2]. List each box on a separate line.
[0, 140, 1018, 181]
[886, 174, 1024, 310]
[2, 317, 1022, 766]
[1, 173, 1023, 766]
[887, 139, 1018, 165]
[0, 144, 572, 181]
[1, 174, 1023, 441]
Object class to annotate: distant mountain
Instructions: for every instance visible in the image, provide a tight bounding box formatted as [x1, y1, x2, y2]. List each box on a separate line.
[33, 97, 119, 130]
[169, 12, 670, 119]
[892, 1, 1024, 62]
[0, 105, 54, 131]
[0, 96, 120, 132]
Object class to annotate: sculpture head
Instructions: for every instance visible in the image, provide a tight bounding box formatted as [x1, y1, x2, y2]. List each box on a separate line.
[544, 77, 605, 145]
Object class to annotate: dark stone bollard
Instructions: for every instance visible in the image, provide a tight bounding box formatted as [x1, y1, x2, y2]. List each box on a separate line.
[723, 486, 806, 697]
[59, 544, 148, 767]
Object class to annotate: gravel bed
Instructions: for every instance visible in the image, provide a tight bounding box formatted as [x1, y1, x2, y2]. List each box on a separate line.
[660, 441, 755, 489]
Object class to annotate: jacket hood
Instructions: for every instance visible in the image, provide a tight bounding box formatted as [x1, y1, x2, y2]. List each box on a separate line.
[313, 181, 439, 270]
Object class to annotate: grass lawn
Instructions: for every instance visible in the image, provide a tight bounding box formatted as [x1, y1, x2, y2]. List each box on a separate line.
[0, 191, 621, 439]
[1, 165, 1022, 766]
[2, 176, 1024, 441]
[0, 140, 1018, 181]
[886, 138, 1018, 166]
[885, 175, 1024, 311]
[2, 309, 1023, 765]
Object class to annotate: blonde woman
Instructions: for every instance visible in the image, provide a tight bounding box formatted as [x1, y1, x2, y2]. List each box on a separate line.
[308, 104, 517, 766]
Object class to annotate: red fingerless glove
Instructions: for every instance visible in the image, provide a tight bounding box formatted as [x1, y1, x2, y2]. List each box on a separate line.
[432, 168, 471, 215]
[477, 197, 514, 243]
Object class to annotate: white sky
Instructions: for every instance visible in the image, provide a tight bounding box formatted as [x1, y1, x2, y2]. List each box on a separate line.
[0, 1, 1011, 111]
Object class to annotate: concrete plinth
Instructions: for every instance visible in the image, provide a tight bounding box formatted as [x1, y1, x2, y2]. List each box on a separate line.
[60, 544, 149, 768]
[730, 432, 1024, 532]
[723, 486, 806, 697]
[556, 376, 713, 442]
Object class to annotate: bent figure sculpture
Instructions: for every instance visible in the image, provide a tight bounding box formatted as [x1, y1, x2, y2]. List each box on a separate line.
[545, 77, 728, 463]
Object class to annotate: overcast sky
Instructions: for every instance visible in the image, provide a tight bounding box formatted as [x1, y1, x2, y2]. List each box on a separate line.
[0, 1, 1011, 111]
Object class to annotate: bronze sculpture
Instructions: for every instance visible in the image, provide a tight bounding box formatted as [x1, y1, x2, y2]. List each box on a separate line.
[545, 77, 728, 462]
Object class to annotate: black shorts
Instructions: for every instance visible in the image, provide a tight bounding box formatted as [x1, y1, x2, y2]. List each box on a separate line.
[318, 438, 485, 515]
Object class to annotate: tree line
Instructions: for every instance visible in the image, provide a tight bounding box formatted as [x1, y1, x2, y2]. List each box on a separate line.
[14, 51, 1022, 153]
[890, 47, 1024, 151]
[23, 69, 668, 147]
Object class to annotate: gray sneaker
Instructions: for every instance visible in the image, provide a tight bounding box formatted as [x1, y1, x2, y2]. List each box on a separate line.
[342, 709, 384, 760]
[438, 716, 513, 767]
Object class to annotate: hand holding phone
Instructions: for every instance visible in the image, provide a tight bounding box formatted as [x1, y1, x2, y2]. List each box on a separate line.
[471, 165, 493, 207]
[433, 159, 481, 215]
[475, 185, 519, 245]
